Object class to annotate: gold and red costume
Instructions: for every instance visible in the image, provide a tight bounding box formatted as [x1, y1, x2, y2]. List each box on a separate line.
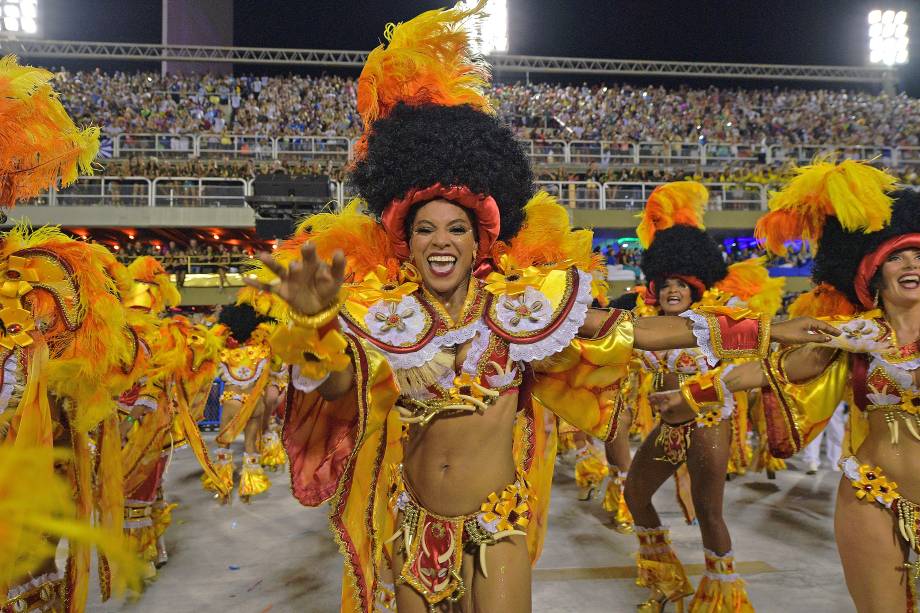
[119, 257, 228, 575]
[0, 56, 140, 613]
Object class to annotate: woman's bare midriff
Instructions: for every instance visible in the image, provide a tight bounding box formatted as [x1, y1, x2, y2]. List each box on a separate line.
[856, 412, 920, 501]
[402, 391, 519, 517]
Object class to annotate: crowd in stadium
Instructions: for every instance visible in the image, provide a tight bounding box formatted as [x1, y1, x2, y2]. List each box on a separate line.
[57, 68, 920, 147]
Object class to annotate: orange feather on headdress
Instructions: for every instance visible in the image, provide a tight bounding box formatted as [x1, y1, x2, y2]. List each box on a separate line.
[353, 0, 493, 160]
[754, 157, 897, 255]
[636, 181, 708, 248]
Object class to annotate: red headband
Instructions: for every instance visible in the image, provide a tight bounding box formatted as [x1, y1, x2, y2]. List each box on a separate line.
[380, 183, 501, 261]
[855, 234, 920, 308]
[645, 275, 707, 307]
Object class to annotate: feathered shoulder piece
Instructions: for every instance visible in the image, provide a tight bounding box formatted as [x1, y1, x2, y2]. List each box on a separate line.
[787, 283, 858, 318]
[0, 55, 100, 206]
[713, 257, 786, 318]
[0, 224, 132, 433]
[354, 0, 492, 159]
[754, 158, 898, 255]
[492, 190, 607, 298]
[255, 199, 400, 287]
[636, 181, 708, 248]
[126, 256, 181, 312]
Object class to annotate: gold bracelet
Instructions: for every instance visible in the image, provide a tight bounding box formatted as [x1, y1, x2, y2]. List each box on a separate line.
[289, 292, 346, 329]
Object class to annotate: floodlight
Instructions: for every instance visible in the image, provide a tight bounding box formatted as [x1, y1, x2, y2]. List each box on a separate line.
[0, 0, 37, 35]
[460, 0, 508, 54]
[869, 8, 909, 65]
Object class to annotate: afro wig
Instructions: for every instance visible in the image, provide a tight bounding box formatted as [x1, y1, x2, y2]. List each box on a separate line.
[640, 224, 728, 300]
[218, 303, 269, 345]
[349, 103, 533, 242]
[813, 189, 920, 305]
[610, 292, 640, 311]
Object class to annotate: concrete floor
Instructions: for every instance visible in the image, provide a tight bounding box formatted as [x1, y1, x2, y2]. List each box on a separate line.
[89, 437, 855, 613]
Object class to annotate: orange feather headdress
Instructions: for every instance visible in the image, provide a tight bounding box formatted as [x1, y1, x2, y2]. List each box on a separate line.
[353, 0, 492, 161]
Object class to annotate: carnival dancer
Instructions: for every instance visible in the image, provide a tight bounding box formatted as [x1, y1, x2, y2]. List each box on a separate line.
[0, 55, 141, 612]
[206, 302, 272, 502]
[236, 287, 289, 472]
[658, 159, 919, 612]
[623, 181, 784, 613]
[244, 6, 832, 611]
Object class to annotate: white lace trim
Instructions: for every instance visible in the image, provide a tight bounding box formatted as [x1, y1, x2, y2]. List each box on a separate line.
[702, 548, 742, 581]
[6, 571, 63, 600]
[507, 268, 593, 364]
[460, 320, 492, 375]
[220, 357, 267, 386]
[869, 352, 920, 383]
[680, 309, 719, 367]
[363, 296, 428, 347]
[133, 396, 158, 413]
[359, 319, 481, 372]
[290, 365, 331, 393]
[718, 363, 737, 421]
[486, 367, 519, 389]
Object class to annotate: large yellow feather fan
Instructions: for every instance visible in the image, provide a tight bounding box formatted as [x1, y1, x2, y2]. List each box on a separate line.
[636, 181, 708, 249]
[754, 157, 898, 255]
[353, 0, 492, 160]
[0, 55, 100, 206]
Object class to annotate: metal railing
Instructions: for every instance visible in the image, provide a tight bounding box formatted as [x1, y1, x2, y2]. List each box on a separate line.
[55, 176, 152, 207]
[152, 177, 248, 207]
[103, 131, 920, 168]
[602, 182, 765, 211]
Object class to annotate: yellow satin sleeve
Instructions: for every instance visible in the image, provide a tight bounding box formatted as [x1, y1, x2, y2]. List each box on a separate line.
[763, 347, 851, 455]
[531, 317, 634, 440]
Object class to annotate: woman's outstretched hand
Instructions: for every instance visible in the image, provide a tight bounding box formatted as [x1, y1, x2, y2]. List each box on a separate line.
[771, 317, 841, 345]
[244, 242, 346, 316]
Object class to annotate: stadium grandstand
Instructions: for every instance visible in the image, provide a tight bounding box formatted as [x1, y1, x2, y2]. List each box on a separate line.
[4, 1, 920, 612]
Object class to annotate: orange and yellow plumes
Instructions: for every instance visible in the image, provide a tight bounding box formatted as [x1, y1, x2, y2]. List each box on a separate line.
[353, 0, 492, 160]
[636, 181, 708, 249]
[0, 55, 100, 205]
[754, 158, 898, 255]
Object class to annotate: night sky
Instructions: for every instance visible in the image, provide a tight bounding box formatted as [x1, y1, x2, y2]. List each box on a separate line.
[38, 0, 920, 94]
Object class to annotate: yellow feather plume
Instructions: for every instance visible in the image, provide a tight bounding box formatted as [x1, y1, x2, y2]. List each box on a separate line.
[499, 191, 597, 270]
[714, 257, 786, 318]
[353, 0, 492, 160]
[127, 256, 181, 312]
[0, 446, 142, 596]
[0, 55, 100, 205]
[636, 181, 708, 248]
[755, 158, 898, 254]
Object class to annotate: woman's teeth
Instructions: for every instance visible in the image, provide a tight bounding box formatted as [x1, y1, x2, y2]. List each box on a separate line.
[428, 255, 457, 274]
[899, 273, 920, 289]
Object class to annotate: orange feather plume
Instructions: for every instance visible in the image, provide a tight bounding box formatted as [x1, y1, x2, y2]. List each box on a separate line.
[353, 0, 492, 160]
[787, 283, 858, 318]
[0, 55, 100, 206]
[714, 257, 786, 318]
[127, 256, 181, 312]
[754, 157, 897, 255]
[636, 181, 709, 248]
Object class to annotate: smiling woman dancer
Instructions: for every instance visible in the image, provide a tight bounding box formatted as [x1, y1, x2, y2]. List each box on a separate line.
[623, 181, 784, 613]
[248, 5, 832, 612]
[658, 160, 920, 613]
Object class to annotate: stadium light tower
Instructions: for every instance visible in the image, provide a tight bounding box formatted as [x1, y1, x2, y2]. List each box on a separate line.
[461, 0, 508, 55]
[0, 0, 38, 35]
[868, 9, 909, 66]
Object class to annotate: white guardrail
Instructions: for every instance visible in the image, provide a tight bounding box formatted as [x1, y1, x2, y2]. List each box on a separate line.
[31, 177, 770, 211]
[106, 132, 920, 168]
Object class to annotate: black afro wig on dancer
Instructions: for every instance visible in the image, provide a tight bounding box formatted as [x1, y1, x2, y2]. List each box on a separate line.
[610, 292, 640, 311]
[349, 103, 534, 241]
[218, 303, 269, 344]
[814, 189, 920, 304]
[640, 225, 728, 301]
